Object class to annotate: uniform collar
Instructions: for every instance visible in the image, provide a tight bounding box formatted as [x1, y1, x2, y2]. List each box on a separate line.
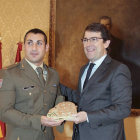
[25, 58, 43, 70]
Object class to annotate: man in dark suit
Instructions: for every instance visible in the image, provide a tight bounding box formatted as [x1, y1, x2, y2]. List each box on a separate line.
[0, 29, 64, 140]
[99, 16, 124, 62]
[60, 23, 132, 140]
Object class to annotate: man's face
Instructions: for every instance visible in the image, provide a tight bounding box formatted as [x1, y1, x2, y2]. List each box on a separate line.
[23, 33, 49, 66]
[83, 31, 110, 63]
[100, 19, 111, 31]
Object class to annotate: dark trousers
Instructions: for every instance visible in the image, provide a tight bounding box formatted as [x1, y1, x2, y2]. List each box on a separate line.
[74, 132, 80, 140]
[73, 124, 80, 140]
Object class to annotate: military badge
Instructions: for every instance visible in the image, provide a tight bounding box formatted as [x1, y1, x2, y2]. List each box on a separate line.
[0, 79, 3, 88]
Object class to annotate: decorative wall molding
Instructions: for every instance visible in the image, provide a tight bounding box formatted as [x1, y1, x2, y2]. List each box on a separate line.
[49, 0, 56, 68]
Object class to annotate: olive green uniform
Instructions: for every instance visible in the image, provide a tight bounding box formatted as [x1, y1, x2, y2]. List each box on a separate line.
[0, 58, 63, 140]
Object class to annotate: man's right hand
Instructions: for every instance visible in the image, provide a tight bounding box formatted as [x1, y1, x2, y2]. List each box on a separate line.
[41, 116, 64, 127]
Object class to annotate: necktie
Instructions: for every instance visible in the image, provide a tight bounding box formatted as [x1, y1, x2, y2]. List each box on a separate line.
[36, 67, 45, 86]
[83, 63, 95, 89]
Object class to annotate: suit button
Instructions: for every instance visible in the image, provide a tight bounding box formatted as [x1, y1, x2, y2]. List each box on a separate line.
[44, 90, 46, 92]
[29, 92, 32, 96]
[98, 124, 102, 126]
[44, 103, 46, 106]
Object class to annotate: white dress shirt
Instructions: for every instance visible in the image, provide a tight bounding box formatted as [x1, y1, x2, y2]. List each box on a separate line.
[81, 54, 107, 92]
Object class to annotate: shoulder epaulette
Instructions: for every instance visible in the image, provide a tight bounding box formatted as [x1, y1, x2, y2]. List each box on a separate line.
[3, 62, 19, 69]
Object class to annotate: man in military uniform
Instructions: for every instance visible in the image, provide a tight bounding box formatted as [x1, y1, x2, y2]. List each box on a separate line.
[0, 28, 64, 140]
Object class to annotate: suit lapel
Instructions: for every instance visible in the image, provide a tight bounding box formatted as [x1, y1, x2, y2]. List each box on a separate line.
[20, 58, 43, 88]
[81, 55, 111, 95]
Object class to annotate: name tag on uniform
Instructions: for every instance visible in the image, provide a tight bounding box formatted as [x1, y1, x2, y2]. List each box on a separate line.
[23, 86, 35, 90]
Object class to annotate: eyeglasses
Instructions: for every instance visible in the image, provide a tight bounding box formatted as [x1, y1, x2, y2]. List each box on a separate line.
[81, 37, 103, 44]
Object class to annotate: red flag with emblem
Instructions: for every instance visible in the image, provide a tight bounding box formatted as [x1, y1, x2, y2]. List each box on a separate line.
[15, 42, 22, 63]
[0, 121, 6, 140]
[0, 42, 6, 140]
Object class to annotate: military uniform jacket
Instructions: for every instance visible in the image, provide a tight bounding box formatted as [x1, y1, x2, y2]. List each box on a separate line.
[0, 58, 63, 140]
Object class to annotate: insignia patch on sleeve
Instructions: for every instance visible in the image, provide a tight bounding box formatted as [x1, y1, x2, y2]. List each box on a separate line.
[0, 79, 3, 88]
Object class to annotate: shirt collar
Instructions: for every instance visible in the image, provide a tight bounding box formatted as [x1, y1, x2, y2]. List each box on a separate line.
[25, 58, 43, 70]
[89, 54, 107, 68]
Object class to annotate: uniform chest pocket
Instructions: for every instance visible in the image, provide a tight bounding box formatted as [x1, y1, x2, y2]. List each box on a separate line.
[47, 86, 58, 105]
[18, 86, 39, 96]
[49, 86, 58, 95]
[17, 86, 39, 109]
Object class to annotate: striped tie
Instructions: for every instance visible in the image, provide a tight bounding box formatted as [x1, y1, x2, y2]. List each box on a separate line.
[36, 67, 45, 86]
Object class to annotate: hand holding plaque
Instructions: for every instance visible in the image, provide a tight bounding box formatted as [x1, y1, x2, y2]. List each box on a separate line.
[47, 102, 77, 121]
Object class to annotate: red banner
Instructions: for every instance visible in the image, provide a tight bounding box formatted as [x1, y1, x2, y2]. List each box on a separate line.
[0, 42, 2, 69]
[0, 121, 5, 139]
[15, 42, 22, 63]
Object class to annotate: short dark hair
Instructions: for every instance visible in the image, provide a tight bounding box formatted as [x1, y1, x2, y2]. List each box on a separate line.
[83, 23, 111, 42]
[99, 16, 112, 25]
[24, 28, 47, 44]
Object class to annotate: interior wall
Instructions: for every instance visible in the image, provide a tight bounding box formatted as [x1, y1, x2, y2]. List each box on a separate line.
[0, 0, 50, 66]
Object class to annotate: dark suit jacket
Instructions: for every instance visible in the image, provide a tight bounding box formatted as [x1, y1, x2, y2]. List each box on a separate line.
[0, 58, 63, 140]
[61, 55, 132, 140]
